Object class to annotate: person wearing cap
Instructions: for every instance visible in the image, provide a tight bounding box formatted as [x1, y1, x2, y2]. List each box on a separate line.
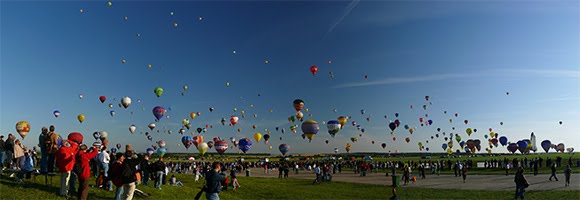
[56, 139, 78, 196]
[76, 144, 99, 200]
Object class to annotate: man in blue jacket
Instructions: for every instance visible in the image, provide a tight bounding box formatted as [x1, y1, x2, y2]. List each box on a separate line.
[205, 162, 226, 200]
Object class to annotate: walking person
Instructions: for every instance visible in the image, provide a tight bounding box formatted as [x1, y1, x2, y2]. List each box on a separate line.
[121, 150, 142, 200]
[230, 168, 241, 191]
[514, 167, 529, 200]
[462, 164, 468, 183]
[204, 162, 226, 200]
[564, 165, 572, 187]
[549, 163, 558, 181]
[313, 164, 321, 185]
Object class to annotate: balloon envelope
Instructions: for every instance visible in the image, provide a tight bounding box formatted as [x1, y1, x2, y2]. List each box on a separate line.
[279, 144, 290, 156]
[15, 121, 31, 139]
[152, 106, 166, 121]
[326, 120, 341, 137]
[541, 140, 551, 153]
[238, 138, 252, 153]
[215, 141, 228, 154]
[301, 120, 319, 141]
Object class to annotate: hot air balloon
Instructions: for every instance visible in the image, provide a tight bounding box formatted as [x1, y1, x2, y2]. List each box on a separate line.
[405, 137, 410, 143]
[293, 99, 305, 112]
[517, 140, 529, 154]
[442, 143, 448, 151]
[53, 110, 60, 118]
[337, 116, 347, 128]
[15, 121, 31, 139]
[206, 141, 214, 149]
[327, 120, 341, 137]
[381, 143, 387, 149]
[389, 122, 397, 132]
[197, 142, 208, 156]
[120, 97, 131, 109]
[499, 136, 508, 146]
[309, 65, 318, 75]
[148, 123, 156, 130]
[154, 87, 164, 97]
[557, 143, 565, 153]
[77, 114, 85, 123]
[214, 141, 228, 154]
[253, 132, 262, 142]
[238, 138, 252, 153]
[541, 140, 551, 153]
[465, 128, 473, 136]
[157, 147, 167, 157]
[192, 135, 203, 148]
[129, 125, 136, 134]
[301, 120, 319, 142]
[279, 144, 290, 156]
[230, 116, 239, 126]
[263, 134, 270, 144]
[99, 96, 106, 103]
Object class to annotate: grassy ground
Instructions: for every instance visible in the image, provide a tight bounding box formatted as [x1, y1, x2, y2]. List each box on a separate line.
[1, 172, 578, 200]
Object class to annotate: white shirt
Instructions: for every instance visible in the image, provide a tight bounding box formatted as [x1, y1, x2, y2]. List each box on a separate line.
[98, 151, 110, 164]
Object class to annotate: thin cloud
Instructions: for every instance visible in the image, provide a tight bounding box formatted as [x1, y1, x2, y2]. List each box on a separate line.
[334, 68, 580, 88]
[333, 73, 474, 88]
[323, 0, 360, 39]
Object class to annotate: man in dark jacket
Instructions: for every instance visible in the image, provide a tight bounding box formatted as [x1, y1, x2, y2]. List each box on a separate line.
[4, 134, 15, 168]
[121, 151, 142, 200]
[205, 162, 226, 200]
[514, 167, 528, 200]
[153, 157, 165, 189]
[140, 155, 151, 186]
[0, 135, 5, 170]
[549, 163, 558, 181]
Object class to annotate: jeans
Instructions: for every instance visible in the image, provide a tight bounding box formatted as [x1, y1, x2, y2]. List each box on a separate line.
[0, 150, 6, 168]
[69, 172, 77, 192]
[40, 152, 48, 173]
[47, 154, 56, 173]
[60, 171, 73, 196]
[115, 186, 124, 200]
[515, 185, 525, 199]
[123, 182, 136, 200]
[143, 171, 150, 186]
[155, 171, 164, 188]
[100, 163, 109, 177]
[206, 192, 220, 200]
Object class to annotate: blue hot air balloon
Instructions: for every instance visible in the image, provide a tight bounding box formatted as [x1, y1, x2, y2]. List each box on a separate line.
[182, 136, 193, 149]
[499, 136, 508, 146]
[507, 143, 518, 153]
[541, 140, 551, 153]
[152, 106, 166, 121]
[442, 143, 448, 151]
[238, 138, 252, 153]
[146, 147, 155, 155]
[279, 144, 290, 156]
[517, 140, 528, 154]
[157, 147, 167, 157]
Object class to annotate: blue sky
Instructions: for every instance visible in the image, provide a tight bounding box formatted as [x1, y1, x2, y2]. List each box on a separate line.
[1, 1, 579, 155]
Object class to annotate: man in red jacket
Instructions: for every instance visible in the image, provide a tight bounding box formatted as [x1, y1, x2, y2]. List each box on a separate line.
[76, 144, 99, 200]
[56, 140, 78, 197]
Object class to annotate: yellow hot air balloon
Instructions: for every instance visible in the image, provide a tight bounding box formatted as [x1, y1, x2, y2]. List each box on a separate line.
[254, 132, 262, 142]
[490, 132, 496, 138]
[268, 145, 272, 150]
[447, 148, 453, 155]
[15, 121, 31, 139]
[78, 114, 85, 123]
[190, 112, 197, 119]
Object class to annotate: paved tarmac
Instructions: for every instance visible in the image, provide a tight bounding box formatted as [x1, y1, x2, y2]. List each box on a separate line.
[251, 169, 580, 191]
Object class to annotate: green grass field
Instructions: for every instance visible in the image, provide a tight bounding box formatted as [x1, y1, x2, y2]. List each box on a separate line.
[1, 172, 578, 200]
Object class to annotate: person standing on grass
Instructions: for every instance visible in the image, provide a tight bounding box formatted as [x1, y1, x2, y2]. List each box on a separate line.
[514, 167, 528, 200]
[121, 150, 142, 200]
[549, 163, 558, 181]
[46, 125, 60, 173]
[153, 157, 166, 189]
[76, 144, 99, 200]
[564, 165, 572, 187]
[533, 159, 538, 176]
[13, 139, 24, 171]
[4, 134, 15, 169]
[38, 127, 49, 173]
[140, 155, 151, 186]
[109, 153, 125, 200]
[313, 164, 321, 184]
[461, 164, 468, 183]
[205, 162, 226, 200]
[56, 139, 78, 197]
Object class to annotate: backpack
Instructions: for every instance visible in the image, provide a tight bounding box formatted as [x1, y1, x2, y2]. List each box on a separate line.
[44, 133, 54, 152]
[73, 152, 83, 176]
[121, 162, 136, 183]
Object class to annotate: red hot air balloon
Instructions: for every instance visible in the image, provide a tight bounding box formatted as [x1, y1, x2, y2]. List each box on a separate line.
[99, 96, 106, 103]
[309, 65, 318, 75]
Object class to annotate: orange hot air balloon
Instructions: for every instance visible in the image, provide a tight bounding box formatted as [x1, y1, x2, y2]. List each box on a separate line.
[15, 121, 31, 139]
